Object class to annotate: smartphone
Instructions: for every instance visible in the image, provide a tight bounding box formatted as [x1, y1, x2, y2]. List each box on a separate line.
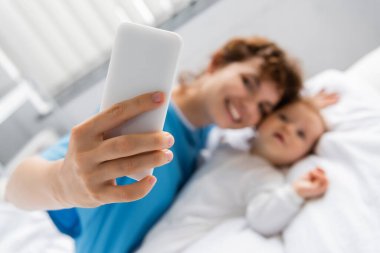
[100, 22, 183, 180]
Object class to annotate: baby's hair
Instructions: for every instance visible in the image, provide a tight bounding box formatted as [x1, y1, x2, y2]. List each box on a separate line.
[297, 98, 327, 130]
[179, 36, 303, 107]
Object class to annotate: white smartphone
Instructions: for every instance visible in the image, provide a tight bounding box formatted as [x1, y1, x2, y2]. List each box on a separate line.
[100, 22, 183, 181]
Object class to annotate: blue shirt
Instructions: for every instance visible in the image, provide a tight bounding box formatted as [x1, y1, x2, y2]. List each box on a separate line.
[41, 103, 212, 253]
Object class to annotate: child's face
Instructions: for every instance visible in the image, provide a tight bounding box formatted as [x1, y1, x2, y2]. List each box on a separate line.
[251, 101, 325, 166]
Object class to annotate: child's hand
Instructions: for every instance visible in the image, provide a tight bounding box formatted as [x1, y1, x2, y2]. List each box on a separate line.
[310, 89, 339, 109]
[293, 168, 329, 199]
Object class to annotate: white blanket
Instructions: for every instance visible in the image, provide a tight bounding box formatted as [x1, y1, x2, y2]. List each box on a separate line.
[283, 70, 380, 253]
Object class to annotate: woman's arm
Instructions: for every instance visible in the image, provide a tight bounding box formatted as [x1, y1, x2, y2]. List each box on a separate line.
[6, 157, 69, 210]
[5, 92, 175, 210]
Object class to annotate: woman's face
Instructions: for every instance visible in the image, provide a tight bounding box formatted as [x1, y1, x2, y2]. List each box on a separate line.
[201, 58, 282, 129]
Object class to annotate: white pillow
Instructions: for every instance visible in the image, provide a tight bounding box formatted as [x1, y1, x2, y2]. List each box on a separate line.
[346, 46, 380, 96]
[284, 70, 380, 253]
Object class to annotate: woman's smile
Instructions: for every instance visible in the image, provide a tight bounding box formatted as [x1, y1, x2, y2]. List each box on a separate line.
[225, 98, 243, 123]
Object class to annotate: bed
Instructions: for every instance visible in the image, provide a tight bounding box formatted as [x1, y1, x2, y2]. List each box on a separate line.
[184, 45, 380, 253]
[1, 46, 379, 253]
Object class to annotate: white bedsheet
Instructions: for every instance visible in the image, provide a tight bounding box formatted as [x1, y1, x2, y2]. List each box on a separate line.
[284, 70, 380, 253]
[0, 201, 74, 253]
[183, 218, 283, 253]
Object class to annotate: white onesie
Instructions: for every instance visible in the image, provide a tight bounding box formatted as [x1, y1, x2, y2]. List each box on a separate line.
[136, 145, 303, 253]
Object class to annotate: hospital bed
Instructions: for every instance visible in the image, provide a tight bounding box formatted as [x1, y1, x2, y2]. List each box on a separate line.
[0, 45, 380, 253]
[185, 45, 380, 253]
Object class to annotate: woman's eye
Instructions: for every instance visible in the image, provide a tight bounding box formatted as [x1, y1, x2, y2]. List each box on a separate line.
[242, 75, 252, 89]
[297, 129, 306, 140]
[278, 113, 288, 122]
[241, 74, 258, 92]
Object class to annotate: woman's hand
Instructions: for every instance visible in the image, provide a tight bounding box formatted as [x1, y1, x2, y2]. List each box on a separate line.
[293, 168, 329, 199]
[5, 92, 174, 210]
[54, 92, 174, 208]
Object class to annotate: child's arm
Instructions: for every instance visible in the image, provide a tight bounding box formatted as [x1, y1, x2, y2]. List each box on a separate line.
[246, 168, 328, 237]
[246, 184, 304, 237]
[309, 89, 339, 109]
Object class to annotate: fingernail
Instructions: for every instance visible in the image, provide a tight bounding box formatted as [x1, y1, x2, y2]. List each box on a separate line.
[317, 168, 325, 173]
[164, 149, 173, 162]
[149, 176, 157, 185]
[165, 133, 175, 147]
[152, 92, 164, 103]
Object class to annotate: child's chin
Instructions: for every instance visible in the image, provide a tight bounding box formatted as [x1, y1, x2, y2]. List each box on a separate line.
[273, 157, 294, 167]
[261, 151, 287, 166]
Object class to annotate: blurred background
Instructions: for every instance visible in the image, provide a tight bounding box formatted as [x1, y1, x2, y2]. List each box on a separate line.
[0, 0, 379, 174]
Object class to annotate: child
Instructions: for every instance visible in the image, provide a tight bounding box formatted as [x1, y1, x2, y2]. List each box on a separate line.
[136, 98, 329, 253]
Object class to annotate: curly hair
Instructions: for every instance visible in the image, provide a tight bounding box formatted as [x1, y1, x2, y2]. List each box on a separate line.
[208, 36, 303, 108]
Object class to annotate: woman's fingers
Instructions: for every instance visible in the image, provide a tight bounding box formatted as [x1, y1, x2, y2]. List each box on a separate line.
[102, 176, 158, 203]
[83, 92, 165, 137]
[98, 150, 173, 181]
[95, 131, 174, 162]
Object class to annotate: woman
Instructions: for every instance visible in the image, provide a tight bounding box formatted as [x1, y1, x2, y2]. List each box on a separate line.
[5, 37, 302, 252]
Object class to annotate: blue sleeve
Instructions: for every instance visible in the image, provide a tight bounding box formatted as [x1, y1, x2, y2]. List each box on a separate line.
[40, 133, 82, 238]
[40, 134, 70, 161]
